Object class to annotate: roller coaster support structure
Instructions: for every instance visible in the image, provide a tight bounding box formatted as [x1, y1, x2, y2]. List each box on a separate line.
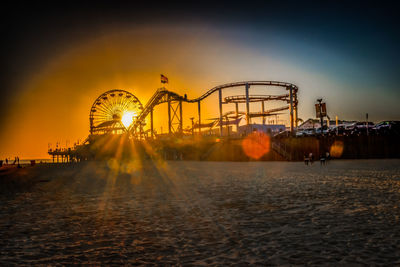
[219, 89, 223, 136]
[245, 83, 250, 125]
[262, 101, 265, 124]
[168, 98, 171, 133]
[168, 96, 183, 135]
[235, 102, 239, 132]
[129, 81, 299, 138]
[150, 108, 154, 138]
[289, 86, 294, 132]
[294, 91, 298, 128]
[198, 101, 201, 135]
[287, 84, 298, 132]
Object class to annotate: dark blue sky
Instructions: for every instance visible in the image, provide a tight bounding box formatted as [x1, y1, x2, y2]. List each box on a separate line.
[2, 1, 400, 122]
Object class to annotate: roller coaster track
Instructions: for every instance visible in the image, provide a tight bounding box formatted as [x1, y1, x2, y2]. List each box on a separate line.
[130, 81, 298, 133]
[224, 94, 290, 103]
[188, 81, 297, 102]
[222, 106, 289, 118]
[130, 88, 184, 132]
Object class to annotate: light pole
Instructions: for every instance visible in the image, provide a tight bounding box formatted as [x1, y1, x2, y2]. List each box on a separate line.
[190, 117, 194, 136]
[317, 98, 324, 132]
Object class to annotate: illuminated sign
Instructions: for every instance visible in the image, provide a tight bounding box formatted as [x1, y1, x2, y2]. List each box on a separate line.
[315, 103, 327, 118]
[315, 104, 321, 118]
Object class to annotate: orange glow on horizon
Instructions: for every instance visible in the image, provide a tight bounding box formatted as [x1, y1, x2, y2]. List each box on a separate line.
[0, 26, 297, 159]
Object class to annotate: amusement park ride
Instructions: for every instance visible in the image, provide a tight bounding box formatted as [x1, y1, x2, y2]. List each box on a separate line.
[89, 90, 143, 136]
[90, 81, 299, 139]
[49, 80, 299, 162]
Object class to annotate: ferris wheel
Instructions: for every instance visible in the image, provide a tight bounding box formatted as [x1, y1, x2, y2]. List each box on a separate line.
[89, 89, 143, 135]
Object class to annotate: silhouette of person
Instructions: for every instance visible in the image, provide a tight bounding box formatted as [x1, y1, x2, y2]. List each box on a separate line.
[304, 154, 309, 165]
[309, 152, 314, 164]
[320, 154, 326, 165]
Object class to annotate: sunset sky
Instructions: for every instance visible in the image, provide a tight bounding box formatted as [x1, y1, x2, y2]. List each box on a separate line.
[1, 1, 399, 159]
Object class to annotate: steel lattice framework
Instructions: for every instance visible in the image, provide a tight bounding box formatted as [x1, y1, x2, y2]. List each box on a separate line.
[89, 89, 143, 135]
[86, 81, 299, 139]
[129, 81, 298, 138]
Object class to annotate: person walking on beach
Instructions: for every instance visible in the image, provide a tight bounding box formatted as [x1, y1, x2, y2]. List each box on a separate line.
[5, 158, 8, 165]
[17, 157, 21, 168]
[304, 154, 309, 165]
[320, 154, 326, 165]
[325, 151, 330, 164]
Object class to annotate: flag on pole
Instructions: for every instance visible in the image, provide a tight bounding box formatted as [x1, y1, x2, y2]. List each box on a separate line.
[161, 74, 168, 84]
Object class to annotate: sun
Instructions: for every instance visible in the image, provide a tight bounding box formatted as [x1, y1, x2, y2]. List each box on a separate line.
[121, 111, 136, 128]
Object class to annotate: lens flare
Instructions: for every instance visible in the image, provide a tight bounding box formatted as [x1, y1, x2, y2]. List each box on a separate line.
[330, 140, 344, 158]
[242, 131, 270, 159]
[121, 111, 136, 128]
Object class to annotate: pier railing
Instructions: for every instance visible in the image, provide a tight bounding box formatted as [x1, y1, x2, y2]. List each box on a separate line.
[272, 140, 291, 161]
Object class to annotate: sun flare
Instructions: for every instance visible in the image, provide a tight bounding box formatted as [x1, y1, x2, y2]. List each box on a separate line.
[121, 111, 136, 128]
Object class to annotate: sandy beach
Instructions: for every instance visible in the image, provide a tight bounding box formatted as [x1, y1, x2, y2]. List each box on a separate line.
[1, 159, 400, 265]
